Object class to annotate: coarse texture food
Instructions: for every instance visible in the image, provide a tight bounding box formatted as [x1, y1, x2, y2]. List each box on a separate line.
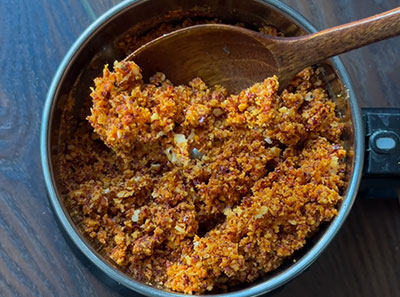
[59, 55, 346, 294]
[57, 16, 346, 295]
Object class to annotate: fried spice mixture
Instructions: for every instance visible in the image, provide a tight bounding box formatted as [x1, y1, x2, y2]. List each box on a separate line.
[58, 21, 346, 295]
[59, 60, 346, 294]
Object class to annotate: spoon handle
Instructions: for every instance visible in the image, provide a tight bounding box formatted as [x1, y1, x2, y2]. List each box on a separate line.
[275, 7, 400, 74]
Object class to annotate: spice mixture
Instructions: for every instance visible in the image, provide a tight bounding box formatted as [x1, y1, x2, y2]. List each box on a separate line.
[58, 22, 346, 294]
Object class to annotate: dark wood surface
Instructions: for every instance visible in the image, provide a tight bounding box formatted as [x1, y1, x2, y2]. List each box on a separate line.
[0, 0, 399, 296]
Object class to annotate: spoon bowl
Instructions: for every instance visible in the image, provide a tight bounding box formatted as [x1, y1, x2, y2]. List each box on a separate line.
[128, 24, 280, 93]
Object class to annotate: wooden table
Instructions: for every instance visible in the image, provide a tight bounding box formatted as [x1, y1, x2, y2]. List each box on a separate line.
[1, 0, 399, 296]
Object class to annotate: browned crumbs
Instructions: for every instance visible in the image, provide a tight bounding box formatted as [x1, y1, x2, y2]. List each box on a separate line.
[60, 59, 346, 294]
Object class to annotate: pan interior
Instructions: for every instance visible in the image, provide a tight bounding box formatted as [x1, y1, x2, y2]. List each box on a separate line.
[47, 0, 357, 294]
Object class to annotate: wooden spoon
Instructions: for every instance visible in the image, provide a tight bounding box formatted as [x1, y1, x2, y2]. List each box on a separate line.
[125, 7, 400, 93]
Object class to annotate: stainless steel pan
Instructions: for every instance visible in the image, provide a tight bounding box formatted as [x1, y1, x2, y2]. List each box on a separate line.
[41, 1, 399, 296]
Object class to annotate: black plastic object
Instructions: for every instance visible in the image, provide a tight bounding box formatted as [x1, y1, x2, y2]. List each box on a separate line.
[359, 108, 400, 199]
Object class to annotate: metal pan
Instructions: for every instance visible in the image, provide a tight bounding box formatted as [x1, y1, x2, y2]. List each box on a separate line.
[40, 0, 399, 296]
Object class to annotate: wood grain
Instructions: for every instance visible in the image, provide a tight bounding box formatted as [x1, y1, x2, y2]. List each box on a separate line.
[0, 0, 399, 296]
[282, 0, 400, 109]
[128, 9, 400, 93]
[272, 7, 400, 87]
